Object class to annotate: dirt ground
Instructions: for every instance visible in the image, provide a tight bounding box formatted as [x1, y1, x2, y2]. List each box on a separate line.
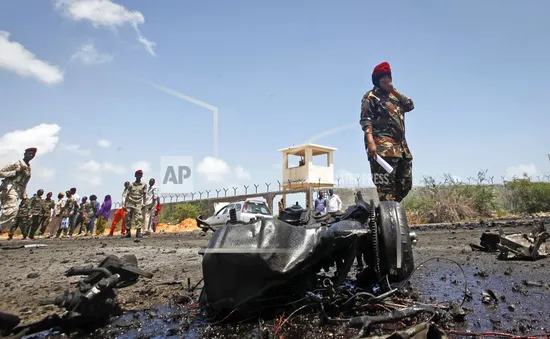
[1, 218, 550, 338]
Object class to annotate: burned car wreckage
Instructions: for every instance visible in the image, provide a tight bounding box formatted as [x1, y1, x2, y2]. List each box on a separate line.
[196, 191, 417, 318]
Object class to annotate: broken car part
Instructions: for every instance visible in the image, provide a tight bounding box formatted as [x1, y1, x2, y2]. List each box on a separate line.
[198, 191, 415, 318]
[0, 255, 152, 338]
[470, 222, 549, 261]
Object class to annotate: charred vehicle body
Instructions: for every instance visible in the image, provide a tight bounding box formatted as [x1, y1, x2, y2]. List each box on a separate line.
[196, 191, 417, 318]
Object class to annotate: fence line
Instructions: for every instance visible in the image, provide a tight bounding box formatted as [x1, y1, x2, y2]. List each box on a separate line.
[103, 173, 550, 209]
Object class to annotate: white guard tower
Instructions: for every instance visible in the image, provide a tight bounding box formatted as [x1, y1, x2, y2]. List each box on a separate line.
[278, 143, 337, 208]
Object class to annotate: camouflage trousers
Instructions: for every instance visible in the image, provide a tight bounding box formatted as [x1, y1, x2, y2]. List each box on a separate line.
[124, 205, 143, 231]
[369, 155, 413, 202]
[0, 188, 21, 233]
[29, 215, 44, 239]
[8, 216, 31, 238]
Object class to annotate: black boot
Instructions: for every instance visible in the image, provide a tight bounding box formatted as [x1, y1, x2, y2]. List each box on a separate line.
[136, 229, 143, 238]
[123, 230, 131, 238]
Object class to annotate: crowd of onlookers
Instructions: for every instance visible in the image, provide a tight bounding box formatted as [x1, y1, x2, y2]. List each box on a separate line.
[5, 181, 161, 241]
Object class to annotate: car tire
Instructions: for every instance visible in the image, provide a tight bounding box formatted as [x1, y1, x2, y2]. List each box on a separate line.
[376, 201, 414, 282]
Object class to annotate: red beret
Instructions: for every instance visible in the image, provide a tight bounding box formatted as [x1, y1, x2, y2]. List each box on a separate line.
[25, 147, 37, 152]
[372, 62, 391, 77]
[47, 192, 52, 195]
[135, 170, 143, 175]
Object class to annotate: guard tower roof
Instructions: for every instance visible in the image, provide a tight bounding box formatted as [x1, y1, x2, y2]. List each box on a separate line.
[278, 143, 338, 157]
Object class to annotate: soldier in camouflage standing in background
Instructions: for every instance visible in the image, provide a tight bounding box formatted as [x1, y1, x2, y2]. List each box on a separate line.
[38, 192, 55, 236]
[122, 170, 147, 239]
[28, 189, 45, 239]
[360, 62, 415, 202]
[7, 197, 30, 240]
[0, 147, 36, 235]
[56, 190, 75, 238]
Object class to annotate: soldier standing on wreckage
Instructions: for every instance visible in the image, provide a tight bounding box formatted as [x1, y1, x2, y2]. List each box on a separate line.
[0, 147, 36, 235]
[360, 62, 415, 202]
[28, 189, 46, 239]
[122, 169, 147, 239]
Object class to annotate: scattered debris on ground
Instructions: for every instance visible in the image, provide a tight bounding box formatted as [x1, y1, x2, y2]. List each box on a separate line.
[0, 255, 152, 338]
[470, 221, 549, 260]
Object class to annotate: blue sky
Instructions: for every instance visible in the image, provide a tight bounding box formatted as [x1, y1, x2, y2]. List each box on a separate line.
[0, 0, 549, 204]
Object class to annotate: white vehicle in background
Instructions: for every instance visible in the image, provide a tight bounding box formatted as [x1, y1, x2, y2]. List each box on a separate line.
[203, 198, 273, 229]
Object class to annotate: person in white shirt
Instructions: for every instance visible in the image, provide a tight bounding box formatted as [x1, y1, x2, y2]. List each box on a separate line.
[143, 178, 160, 235]
[326, 189, 342, 214]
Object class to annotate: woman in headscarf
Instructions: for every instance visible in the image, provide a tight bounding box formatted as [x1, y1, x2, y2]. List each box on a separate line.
[95, 195, 112, 235]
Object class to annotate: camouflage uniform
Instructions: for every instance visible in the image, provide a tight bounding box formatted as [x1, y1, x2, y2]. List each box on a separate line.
[123, 182, 147, 233]
[56, 197, 76, 237]
[8, 200, 31, 239]
[28, 195, 45, 239]
[81, 201, 94, 234]
[0, 160, 31, 233]
[360, 86, 415, 202]
[39, 198, 55, 235]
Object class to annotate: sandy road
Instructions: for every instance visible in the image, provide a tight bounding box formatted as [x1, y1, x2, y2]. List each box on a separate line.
[1, 218, 549, 337]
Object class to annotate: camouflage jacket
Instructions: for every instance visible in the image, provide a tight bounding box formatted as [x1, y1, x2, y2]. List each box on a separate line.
[61, 198, 76, 218]
[16, 202, 31, 219]
[0, 160, 31, 198]
[82, 202, 94, 220]
[124, 182, 147, 207]
[360, 87, 415, 158]
[29, 196, 45, 216]
[42, 198, 55, 216]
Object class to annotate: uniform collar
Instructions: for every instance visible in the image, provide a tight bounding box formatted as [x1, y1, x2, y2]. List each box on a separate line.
[373, 86, 390, 96]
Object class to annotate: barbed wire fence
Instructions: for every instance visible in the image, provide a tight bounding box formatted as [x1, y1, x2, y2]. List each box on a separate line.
[107, 173, 550, 209]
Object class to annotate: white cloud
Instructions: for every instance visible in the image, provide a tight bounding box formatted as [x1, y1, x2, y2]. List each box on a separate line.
[54, 0, 156, 56]
[97, 139, 111, 148]
[0, 124, 61, 164]
[89, 176, 102, 186]
[131, 160, 152, 173]
[0, 31, 64, 85]
[36, 167, 56, 181]
[61, 143, 91, 156]
[71, 43, 113, 65]
[77, 160, 125, 174]
[506, 163, 539, 179]
[77, 160, 101, 172]
[102, 162, 125, 174]
[197, 157, 231, 182]
[136, 33, 156, 57]
[234, 165, 251, 181]
[75, 160, 125, 188]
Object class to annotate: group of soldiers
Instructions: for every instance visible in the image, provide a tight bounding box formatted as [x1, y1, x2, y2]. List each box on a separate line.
[0, 148, 161, 240]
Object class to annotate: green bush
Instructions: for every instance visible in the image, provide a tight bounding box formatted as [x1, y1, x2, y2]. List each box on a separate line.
[158, 201, 211, 224]
[505, 178, 550, 214]
[403, 170, 550, 223]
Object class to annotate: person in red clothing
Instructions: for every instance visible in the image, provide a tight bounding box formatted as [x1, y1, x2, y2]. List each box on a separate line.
[108, 181, 130, 236]
[152, 203, 161, 232]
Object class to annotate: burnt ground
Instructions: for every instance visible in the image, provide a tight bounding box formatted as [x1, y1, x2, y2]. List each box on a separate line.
[1, 218, 550, 338]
